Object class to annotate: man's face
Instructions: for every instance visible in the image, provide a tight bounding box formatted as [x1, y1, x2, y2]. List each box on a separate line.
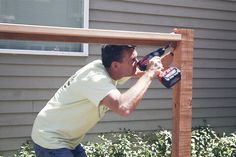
[118, 48, 138, 77]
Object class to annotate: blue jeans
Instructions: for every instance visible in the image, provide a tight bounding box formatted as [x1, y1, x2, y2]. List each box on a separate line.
[34, 143, 88, 157]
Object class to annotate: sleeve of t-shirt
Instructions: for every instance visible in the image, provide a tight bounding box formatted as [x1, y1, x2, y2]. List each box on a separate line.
[78, 70, 119, 107]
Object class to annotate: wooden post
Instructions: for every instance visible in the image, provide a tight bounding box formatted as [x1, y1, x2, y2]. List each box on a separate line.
[172, 29, 194, 157]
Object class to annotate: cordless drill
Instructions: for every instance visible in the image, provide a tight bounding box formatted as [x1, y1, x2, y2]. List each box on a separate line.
[138, 45, 181, 88]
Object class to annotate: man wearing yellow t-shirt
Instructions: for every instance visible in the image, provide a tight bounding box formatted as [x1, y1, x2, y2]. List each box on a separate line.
[31, 44, 171, 157]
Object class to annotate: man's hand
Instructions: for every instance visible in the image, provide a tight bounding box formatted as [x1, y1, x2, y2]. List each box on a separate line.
[134, 52, 173, 78]
[146, 56, 164, 79]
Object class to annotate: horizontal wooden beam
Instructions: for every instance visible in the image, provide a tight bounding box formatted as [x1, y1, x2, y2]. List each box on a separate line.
[0, 23, 181, 46]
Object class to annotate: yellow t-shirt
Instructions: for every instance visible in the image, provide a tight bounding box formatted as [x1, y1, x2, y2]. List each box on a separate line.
[31, 60, 129, 149]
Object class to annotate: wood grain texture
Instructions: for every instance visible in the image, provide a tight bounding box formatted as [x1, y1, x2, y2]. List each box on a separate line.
[172, 29, 194, 157]
[0, 23, 181, 46]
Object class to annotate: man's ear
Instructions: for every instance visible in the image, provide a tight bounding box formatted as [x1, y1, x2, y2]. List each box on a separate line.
[111, 61, 120, 70]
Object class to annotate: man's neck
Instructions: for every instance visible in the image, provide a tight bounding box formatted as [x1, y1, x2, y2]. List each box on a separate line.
[106, 67, 122, 81]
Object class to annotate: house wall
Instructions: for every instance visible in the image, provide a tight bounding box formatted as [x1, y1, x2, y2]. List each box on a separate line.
[0, 0, 236, 156]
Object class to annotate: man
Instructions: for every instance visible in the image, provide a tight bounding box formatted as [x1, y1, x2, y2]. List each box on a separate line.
[31, 44, 173, 157]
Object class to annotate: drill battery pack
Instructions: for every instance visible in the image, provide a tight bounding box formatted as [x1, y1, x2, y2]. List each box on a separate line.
[158, 67, 181, 88]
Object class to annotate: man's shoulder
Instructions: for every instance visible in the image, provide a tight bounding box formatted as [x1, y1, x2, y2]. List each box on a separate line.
[76, 59, 108, 79]
[85, 60, 103, 69]
[87, 60, 107, 74]
[78, 60, 103, 72]
[90, 59, 103, 67]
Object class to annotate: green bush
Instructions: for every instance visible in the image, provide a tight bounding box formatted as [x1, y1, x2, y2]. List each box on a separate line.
[13, 141, 35, 157]
[85, 129, 172, 157]
[12, 126, 236, 157]
[191, 125, 236, 157]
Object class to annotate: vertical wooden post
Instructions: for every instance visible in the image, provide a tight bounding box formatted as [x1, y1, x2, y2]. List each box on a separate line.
[172, 29, 194, 157]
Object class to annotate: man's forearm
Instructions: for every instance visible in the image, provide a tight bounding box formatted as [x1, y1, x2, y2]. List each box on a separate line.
[101, 56, 162, 117]
[119, 70, 155, 116]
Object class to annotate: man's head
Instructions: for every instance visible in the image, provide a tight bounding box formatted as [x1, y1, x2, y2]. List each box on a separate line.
[101, 45, 136, 68]
[101, 44, 138, 79]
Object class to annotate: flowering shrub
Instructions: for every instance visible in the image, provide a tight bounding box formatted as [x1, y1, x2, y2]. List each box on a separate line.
[12, 125, 236, 157]
[191, 125, 236, 157]
[85, 129, 172, 157]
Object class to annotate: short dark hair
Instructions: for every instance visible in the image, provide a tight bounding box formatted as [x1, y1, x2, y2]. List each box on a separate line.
[101, 44, 135, 68]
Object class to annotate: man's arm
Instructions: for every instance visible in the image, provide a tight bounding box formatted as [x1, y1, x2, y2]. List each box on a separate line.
[100, 57, 162, 117]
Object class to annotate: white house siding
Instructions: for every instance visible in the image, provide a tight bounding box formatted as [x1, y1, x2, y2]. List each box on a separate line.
[0, 0, 236, 156]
